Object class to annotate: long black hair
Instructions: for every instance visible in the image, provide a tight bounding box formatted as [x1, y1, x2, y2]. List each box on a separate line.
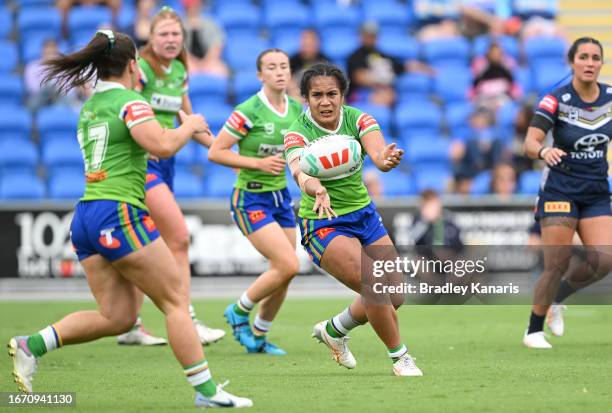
[41, 30, 136, 94]
[299, 62, 349, 97]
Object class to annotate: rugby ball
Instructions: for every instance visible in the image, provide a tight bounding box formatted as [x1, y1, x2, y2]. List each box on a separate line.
[299, 134, 362, 181]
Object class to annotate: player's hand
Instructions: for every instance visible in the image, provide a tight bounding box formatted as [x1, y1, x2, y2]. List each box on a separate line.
[313, 186, 337, 220]
[178, 110, 208, 134]
[256, 154, 285, 175]
[380, 143, 404, 171]
[541, 147, 567, 166]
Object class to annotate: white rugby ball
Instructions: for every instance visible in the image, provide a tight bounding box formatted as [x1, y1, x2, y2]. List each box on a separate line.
[299, 134, 362, 181]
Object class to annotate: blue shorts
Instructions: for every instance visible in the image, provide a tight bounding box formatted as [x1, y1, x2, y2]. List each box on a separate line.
[535, 169, 611, 221]
[298, 202, 388, 266]
[145, 158, 175, 192]
[230, 187, 296, 236]
[71, 200, 160, 262]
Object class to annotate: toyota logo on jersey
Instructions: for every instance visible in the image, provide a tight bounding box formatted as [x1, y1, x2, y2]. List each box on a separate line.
[574, 133, 610, 152]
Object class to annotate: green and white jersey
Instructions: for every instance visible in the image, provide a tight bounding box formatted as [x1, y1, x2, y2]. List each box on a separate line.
[223, 90, 303, 192]
[79, 81, 156, 210]
[284, 105, 380, 219]
[137, 58, 188, 128]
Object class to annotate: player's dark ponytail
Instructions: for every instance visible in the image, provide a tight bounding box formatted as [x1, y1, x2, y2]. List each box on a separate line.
[567, 37, 603, 64]
[41, 30, 136, 95]
[300, 63, 349, 97]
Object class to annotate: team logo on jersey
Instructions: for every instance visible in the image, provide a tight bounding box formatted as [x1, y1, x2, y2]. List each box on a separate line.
[316, 227, 335, 239]
[142, 215, 156, 233]
[357, 113, 379, 133]
[561, 93, 571, 102]
[319, 149, 349, 169]
[544, 202, 570, 213]
[284, 133, 305, 150]
[538, 95, 558, 114]
[86, 170, 108, 183]
[155, 79, 164, 88]
[569, 108, 579, 121]
[247, 210, 266, 224]
[99, 228, 121, 249]
[264, 122, 275, 135]
[227, 111, 253, 136]
[574, 133, 610, 152]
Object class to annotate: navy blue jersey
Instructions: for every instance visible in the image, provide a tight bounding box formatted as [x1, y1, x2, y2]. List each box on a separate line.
[534, 82, 612, 181]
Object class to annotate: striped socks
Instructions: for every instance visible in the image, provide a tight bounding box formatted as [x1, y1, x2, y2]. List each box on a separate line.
[233, 292, 254, 317]
[325, 307, 365, 338]
[27, 325, 62, 357]
[184, 359, 216, 397]
[388, 344, 408, 362]
[252, 315, 272, 337]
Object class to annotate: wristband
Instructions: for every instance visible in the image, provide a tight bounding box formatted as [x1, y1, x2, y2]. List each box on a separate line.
[538, 147, 550, 160]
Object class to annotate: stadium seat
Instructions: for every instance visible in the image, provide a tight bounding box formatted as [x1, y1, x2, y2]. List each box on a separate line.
[495, 101, 520, 141]
[518, 170, 543, 194]
[67, 6, 113, 44]
[41, 138, 82, 175]
[189, 74, 228, 104]
[394, 101, 442, 143]
[175, 141, 197, 170]
[396, 73, 432, 103]
[174, 171, 205, 199]
[312, 3, 360, 33]
[48, 170, 84, 200]
[320, 33, 357, 64]
[514, 66, 532, 94]
[433, 65, 472, 103]
[414, 167, 451, 193]
[232, 70, 261, 104]
[609, 176, 612, 193]
[18, 0, 55, 6]
[406, 136, 450, 167]
[0, 139, 39, 175]
[473, 35, 519, 60]
[17, 7, 61, 45]
[0, 173, 45, 200]
[378, 33, 418, 61]
[271, 31, 301, 57]
[362, 0, 412, 35]
[0, 105, 33, 140]
[285, 169, 300, 199]
[215, 3, 260, 38]
[37, 105, 79, 143]
[264, 3, 309, 38]
[192, 102, 233, 135]
[524, 36, 567, 67]
[117, 5, 136, 32]
[353, 103, 391, 135]
[531, 63, 570, 95]
[205, 166, 236, 198]
[513, 0, 558, 19]
[446, 102, 473, 141]
[0, 8, 11, 39]
[422, 37, 471, 67]
[224, 35, 270, 71]
[380, 170, 416, 196]
[0, 75, 24, 106]
[470, 170, 492, 195]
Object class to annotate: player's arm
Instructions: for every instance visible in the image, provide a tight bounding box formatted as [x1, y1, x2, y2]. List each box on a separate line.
[179, 93, 214, 147]
[362, 130, 404, 172]
[208, 128, 285, 174]
[523, 94, 566, 166]
[129, 104, 206, 158]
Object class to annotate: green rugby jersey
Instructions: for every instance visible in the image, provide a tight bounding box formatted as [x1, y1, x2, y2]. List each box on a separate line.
[223, 90, 303, 192]
[284, 105, 380, 219]
[78, 81, 156, 210]
[137, 58, 187, 128]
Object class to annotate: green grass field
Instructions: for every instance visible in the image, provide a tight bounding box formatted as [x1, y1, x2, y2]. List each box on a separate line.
[1, 300, 611, 412]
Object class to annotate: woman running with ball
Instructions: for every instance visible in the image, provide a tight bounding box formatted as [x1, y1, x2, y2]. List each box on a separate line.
[284, 62, 423, 376]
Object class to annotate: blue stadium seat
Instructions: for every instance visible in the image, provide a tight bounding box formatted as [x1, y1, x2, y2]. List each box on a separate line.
[525, 36, 567, 67]
[380, 170, 416, 196]
[232, 70, 261, 104]
[67, 6, 113, 44]
[192, 102, 233, 135]
[224, 35, 270, 71]
[362, 0, 412, 35]
[470, 170, 492, 195]
[495, 101, 520, 141]
[41, 138, 82, 174]
[320, 33, 357, 63]
[264, 3, 309, 38]
[0, 139, 38, 175]
[433, 65, 472, 103]
[215, 3, 260, 38]
[446, 102, 473, 141]
[353, 103, 391, 135]
[285, 169, 301, 199]
[175, 141, 197, 170]
[48, 170, 84, 200]
[117, 5, 136, 32]
[609, 176, 612, 193]
[0, 105, 32, 140]
[394, 101, 442, 142]
[174, 171, 205, 199]
[531, 63, 570, 95]
[518, 170, 543, 194]
[312, 2, 360, 33]
[513, 0, 558, 19]
[473, 35, 519, 60]
[514, 66, 532, 94]
[396, 73, 432, 102]
[378, 33, 418, 61]
[18, 0, 55, 6]
[422, 37, 471, 67]
[406, 136, 450, 167]
[205, 166, 236, 198]
[37, 105, 79, 143]
[271, 31, 301, 56]
[414, 167, 451, 193]
[0, 8, 11, 39]
[0, 75, 24, 105]
[17, 7, 61, 44]
[189, 74, 228, 104]
[0, 173, 45, 200]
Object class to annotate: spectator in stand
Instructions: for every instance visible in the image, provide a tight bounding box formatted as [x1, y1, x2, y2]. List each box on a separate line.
[289, 29, 329, 98]
[453, 107, 508, 193]
[413, 0, 461, 41]
[182, 0, 229, 77]
[511, 103, 536, 173]
[471, 43, 520, 111]
[122, 0, 157, 49]
[347, 21, 430, 107]
[490, 162, 517, 198]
